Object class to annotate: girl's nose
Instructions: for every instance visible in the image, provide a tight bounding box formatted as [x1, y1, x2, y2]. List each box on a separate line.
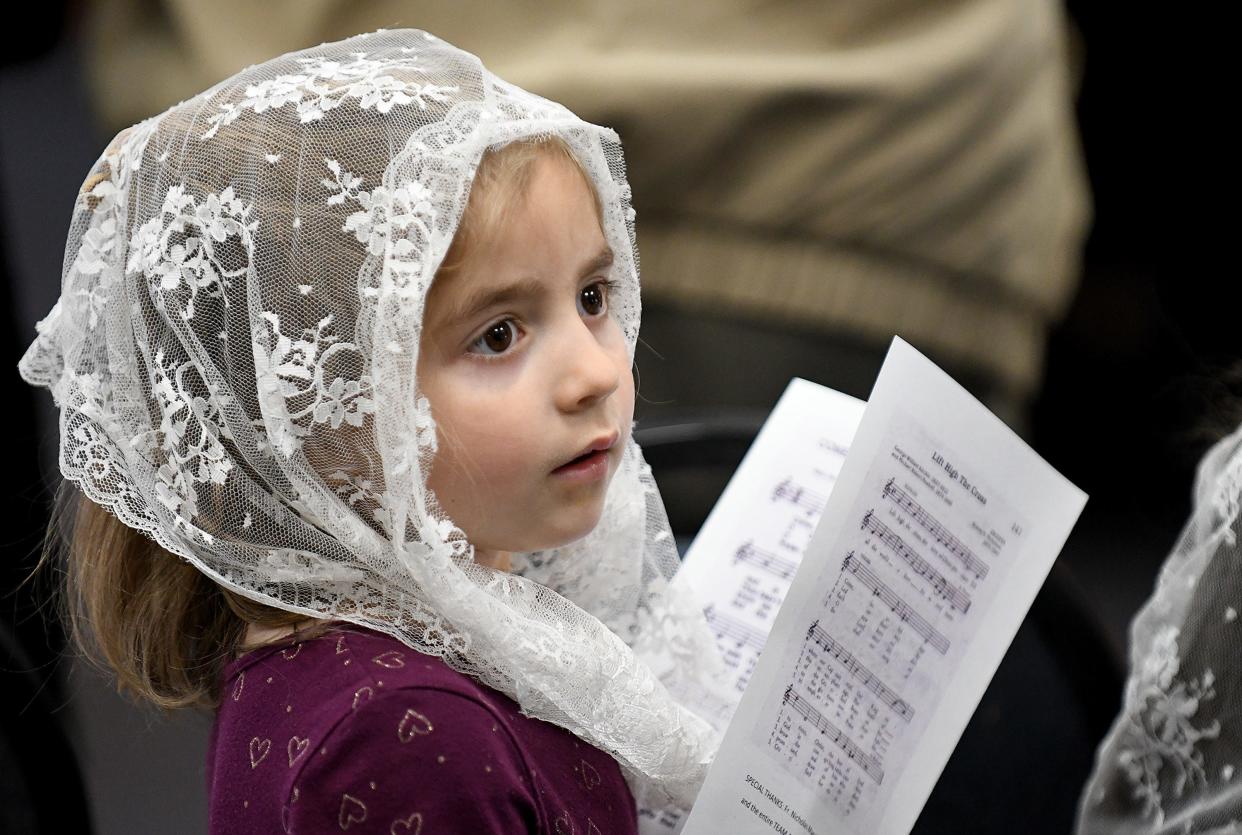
[554, 319, 621, 413]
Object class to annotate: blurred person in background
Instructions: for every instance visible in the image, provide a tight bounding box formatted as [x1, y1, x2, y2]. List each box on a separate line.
[80, 0, 1090, 433]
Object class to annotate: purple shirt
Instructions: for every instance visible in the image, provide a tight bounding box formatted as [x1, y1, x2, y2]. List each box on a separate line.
[207, 623, 638, 834]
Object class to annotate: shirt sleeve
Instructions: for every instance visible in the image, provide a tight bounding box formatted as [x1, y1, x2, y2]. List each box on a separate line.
[287, 686, 542, 834]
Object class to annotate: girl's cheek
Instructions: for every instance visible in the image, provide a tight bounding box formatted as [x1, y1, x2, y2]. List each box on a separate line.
[443, 411, 524, 477]
[609, 335, 636, 421]
[476, 445, 529, 486]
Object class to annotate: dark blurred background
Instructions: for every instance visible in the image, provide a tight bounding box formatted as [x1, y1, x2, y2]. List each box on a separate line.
[0, 2, 1216, 833]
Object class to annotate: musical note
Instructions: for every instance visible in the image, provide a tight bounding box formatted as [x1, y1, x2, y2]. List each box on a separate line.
[861, 511, 971, 614]
[782, 687, 885, 784]
[882, 479, 988, 579]
[778, 515, 817, 554]
[705, 605, 766, 652]
[841, 553, 951, 655]
[772, 477, 826, 515]
[806, 621, 914, 722]
[734, 541, 798, 581]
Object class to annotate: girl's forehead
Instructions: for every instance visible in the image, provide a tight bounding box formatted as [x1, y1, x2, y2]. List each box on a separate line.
[424, 157, 610, 325]
[425, 238, 614, 334]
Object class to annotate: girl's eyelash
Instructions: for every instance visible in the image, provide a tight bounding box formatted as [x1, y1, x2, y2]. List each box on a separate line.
[587, 278, 620, 313]
[464, 278, 620, 360]
[466, 319, 521, 361]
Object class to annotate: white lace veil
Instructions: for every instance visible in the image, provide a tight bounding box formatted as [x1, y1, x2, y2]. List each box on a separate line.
[17, 28, 729, 812]
[1078, 419, 1242, 833]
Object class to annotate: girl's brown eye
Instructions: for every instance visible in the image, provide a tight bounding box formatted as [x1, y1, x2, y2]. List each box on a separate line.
[471, 320, 516, 355]
[579, 283, 606, 316]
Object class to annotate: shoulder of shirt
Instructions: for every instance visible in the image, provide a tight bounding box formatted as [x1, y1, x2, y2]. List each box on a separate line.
[308, 680, 533, 762]
[221, 625, 529, 758]
[227, 623, 501, 704]
[273, 625, 536, 769]
[290, 664, 543, 826]
[216, 625, 550, 831]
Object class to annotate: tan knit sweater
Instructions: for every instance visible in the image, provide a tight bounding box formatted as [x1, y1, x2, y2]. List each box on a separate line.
[82, 0, 1090, 400]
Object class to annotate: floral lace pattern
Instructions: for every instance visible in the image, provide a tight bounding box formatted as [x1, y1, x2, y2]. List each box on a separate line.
[1079, 424, 1242, 833]
[322, 157, 443, 276]
[127, 184, 257, 320]
[253, 311, 375, 458]
[1212, 451, 1242, 548]
[202, 52, 458, 140]
[144, 349, 235, 532]
[1115, 626, 1221, 825]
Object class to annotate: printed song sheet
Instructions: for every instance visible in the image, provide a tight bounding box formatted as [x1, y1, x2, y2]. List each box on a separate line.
[680, 337, 1087, 835]
[678, 379, 867, 714]
[638, 379, 865, 834]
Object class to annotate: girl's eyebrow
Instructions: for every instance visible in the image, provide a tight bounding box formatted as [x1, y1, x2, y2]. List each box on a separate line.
[580, 245, 614, 276]
[442, 245, 614, 326]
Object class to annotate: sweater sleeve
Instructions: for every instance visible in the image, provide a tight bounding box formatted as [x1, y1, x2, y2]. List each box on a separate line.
[287, 687, 542, 834]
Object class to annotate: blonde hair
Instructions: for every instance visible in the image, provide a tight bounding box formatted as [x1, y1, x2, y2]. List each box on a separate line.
[23, 133, 606, 714]
[437, 134, 604, 279]
[26, 481, 341, 713]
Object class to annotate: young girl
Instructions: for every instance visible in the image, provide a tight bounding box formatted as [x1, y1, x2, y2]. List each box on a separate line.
[19, 29, 729, 833]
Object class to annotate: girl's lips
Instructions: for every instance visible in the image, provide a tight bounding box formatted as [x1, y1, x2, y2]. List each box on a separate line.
[551, 449, 611, 483]
[555, 431, 619, 471]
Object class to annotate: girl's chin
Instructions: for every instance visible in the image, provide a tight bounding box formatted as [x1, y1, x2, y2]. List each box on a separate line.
[545, 506, 609, 549]
[473, 513, 606, 559]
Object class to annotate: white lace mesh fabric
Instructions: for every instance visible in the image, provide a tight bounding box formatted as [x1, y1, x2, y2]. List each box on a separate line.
[17, 28, 731, 812]
[1078, 419, 1242, 833]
